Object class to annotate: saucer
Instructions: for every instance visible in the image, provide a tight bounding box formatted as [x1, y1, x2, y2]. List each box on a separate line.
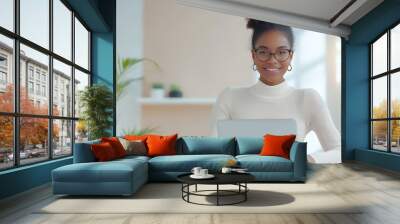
[190, 174, 215, 179]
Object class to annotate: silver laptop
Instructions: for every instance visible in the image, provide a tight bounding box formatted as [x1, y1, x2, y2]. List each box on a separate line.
[217, 119, 297, 137]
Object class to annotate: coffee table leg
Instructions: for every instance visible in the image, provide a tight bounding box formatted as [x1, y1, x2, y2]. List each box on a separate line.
[187, 184, 190, 202]
[245, 183, 247, 201]
[217, 184, 219, 206]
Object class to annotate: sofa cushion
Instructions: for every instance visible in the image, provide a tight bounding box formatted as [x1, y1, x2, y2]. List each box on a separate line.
[119, 138, 148, 156]
[91, 142, 118, 161]
[177, 137, 235, 155]
[235, 137, 263, 155]
[147, 134, 178, 157]
[52, 158, 147, 183]
[148, 154, 235, 172]
[101, 137, 127, 158]
[236, 155, 293, 172]
[260, 134, 296, 159]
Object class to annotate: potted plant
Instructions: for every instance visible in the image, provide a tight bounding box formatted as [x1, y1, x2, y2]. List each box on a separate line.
[151, 82, 165, 98]
[168, 84, 183, 97]
[79, 84, 113, 140]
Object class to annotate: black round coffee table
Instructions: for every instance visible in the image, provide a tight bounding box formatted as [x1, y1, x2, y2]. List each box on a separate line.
[177, 173, 255, 206]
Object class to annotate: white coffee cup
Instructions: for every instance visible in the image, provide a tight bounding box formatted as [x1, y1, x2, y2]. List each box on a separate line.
[200, 169, 208, 176]
[221, 167, 232, 174]
[191, 167, 202, 176]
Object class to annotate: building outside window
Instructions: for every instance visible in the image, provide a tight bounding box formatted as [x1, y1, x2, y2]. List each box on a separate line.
[28, 66, 34, 80]
[35, 83, 40, 95]
[0, 54, 7, 67]
[0, 54, 8, 89]
[41, 73, 46, 83]
[28, 81, 34, 94]
[0, 0, 91, 170]
[42, 85, 46, 97]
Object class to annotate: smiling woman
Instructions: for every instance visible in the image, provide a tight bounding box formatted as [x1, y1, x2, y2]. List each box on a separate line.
[211, 19, 341, 163]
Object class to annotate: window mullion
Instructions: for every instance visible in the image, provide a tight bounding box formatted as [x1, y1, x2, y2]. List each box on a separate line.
[388, 30, 391, 153]
[71, 10, 76, 155]
[13, 0, 21, 167]
[370, 45, 373, 149]
[48, 0, 54, 160]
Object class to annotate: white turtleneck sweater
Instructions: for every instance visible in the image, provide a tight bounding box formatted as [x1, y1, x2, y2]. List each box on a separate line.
[211, 80, 341, 163]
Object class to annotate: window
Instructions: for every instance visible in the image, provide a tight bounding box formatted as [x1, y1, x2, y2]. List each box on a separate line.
[42, 85, 46, 97]
[53, 59, 72, 117]
[371, 23, 400, 154]
[28, 81, 34, 94]
[0, 0, 91, 170]
[28, 67, 34, 80]
[0, 55, 7, 67]
[0, 71, 6, 85]
[0, 0, 14, 32]
[35, 83, 40, 95]
[74, 69, 89, 118]
[20, 0, 49, 49]
[75, 18, 89, 70]
[0, 35, 13, 112]
[35, 70, 40, 81]
[53, 0, 72, 60]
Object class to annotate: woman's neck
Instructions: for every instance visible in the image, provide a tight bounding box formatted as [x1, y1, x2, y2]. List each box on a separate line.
[259, 77, 285, 86]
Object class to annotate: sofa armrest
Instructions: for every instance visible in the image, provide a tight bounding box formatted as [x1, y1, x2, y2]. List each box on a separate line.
[73, 140, 100, 163]
[289, 141, 307, 181]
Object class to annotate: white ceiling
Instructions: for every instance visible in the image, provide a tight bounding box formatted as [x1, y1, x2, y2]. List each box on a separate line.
[176, 0, 384, 38]
[227, 0, 353, 23]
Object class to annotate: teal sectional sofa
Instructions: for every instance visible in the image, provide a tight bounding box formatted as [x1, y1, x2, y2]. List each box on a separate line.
[52, 136, 307, 196]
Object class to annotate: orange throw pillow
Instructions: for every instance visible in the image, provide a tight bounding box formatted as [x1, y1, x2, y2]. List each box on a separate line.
[101, 137, 127, 158]
[146, 134, 178, 157]
[124, 135, 150, 141]
[91, 142, 117, 161]
[259, 134, 296, 159]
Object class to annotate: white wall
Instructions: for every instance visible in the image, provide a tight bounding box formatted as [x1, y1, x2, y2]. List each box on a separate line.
[116, 0, 342, 163]
[116, 0, 144, 135]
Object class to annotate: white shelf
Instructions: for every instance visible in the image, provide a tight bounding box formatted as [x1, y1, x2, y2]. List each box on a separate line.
[138, 97, 216, 106]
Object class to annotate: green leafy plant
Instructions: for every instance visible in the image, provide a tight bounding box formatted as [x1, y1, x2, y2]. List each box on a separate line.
[169, 84, 181, 91]
[79, 84, 113, 140]
[152, 82, 164, 89]
[168, 83, 183, 97]
[116, 57, 160, 100]
[120, 127, 159, 136]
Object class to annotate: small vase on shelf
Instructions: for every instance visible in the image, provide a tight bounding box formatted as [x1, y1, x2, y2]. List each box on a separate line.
[168, 84, 183, 98]
[151, 83, 165, 99]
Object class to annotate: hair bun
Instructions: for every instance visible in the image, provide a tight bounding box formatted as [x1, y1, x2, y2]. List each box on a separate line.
[247, 19, 263, 29]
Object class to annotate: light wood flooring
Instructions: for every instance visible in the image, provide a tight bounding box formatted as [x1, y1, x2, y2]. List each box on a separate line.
[1, 162, 400, 224]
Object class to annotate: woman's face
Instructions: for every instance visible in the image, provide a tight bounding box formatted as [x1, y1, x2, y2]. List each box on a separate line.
[252, 30, 293, 85]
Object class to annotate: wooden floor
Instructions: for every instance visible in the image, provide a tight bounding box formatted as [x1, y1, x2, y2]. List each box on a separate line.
[1, 162, 400, 224]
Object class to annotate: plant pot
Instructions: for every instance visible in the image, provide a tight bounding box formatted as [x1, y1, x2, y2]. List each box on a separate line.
[168, 90, 183, 97]
[151, 88, 165, 98]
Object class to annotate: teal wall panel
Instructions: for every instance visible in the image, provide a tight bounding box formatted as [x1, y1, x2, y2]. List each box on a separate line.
[92, 32, 114, 88]
[0, 158, 72, 199]
[344, 0, 400, 170]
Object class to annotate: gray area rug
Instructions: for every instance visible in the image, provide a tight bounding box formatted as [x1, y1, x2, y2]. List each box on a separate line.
[37, 183, 362, 214]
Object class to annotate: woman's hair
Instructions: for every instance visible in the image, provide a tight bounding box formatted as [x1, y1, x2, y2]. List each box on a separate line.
[247, 19, 294, 50]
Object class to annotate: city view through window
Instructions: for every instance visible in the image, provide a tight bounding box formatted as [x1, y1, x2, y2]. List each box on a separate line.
[0, 0, 90, 170]
[371, 23, 400, 153]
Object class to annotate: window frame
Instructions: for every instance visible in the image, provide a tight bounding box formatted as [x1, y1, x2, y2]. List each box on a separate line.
[0, 0, 92, 171]
[370, 20, 400, 154]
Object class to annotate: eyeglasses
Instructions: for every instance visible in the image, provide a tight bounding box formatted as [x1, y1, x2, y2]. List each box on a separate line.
[253, 47, 293, 62]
